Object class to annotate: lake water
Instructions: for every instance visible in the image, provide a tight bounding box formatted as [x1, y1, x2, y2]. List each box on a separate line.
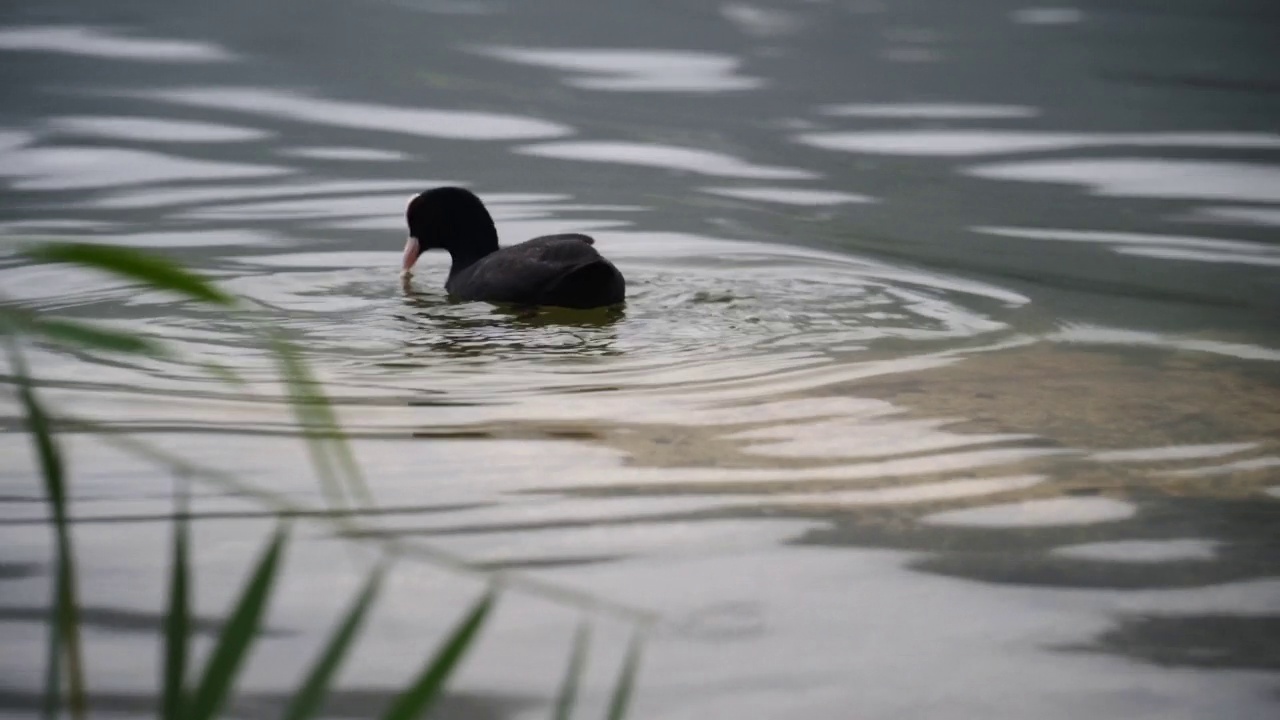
[1, 1, 1278, 718]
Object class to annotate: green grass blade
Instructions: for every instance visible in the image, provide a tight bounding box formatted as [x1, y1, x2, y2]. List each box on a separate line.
[22, 242, 235, 306]
[32, 317, 163, 355]
[186, 525, 289, 720]
[269, 332, 372, 509]
[269, 334, 348, 510]
[199, 360, 249, 390]
[605, 634, 643, 720]
[0, 308, 163, 356]
[41, 560, 63, 720]
[380, 589, 495, 720]
[551, 623, 590, 720]
[281, 566, 385, 720]
[275, 331, 370, 505]
[8, 341, 87, 720]
[160, 486, 191, 720]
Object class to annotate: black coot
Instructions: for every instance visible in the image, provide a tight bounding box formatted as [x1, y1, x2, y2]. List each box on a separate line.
[400, 187, 625, 309]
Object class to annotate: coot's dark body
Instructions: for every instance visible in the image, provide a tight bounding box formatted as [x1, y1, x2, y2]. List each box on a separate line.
[447, 233, 624, 308]
[401, 187, 625, 309]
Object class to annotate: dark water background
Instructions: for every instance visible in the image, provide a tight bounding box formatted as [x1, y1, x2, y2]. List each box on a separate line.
[2, 1, 1278, 718]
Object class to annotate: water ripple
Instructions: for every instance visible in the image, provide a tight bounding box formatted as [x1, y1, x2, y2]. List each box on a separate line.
[0, 25, 234, 62]
[137, 87, 574, 141]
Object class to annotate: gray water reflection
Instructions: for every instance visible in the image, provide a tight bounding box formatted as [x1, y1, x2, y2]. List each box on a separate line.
[2, 1, 1279, 719]
[138, 87, 574, 141]
[700, 186, 875, 205]
[797, 130, 1280, 156]
[0, 24, 234, 61]
[966, 158, 1280, 203]
[47, 115, 270, 142]
[515, 141, 818, 179]
[975, 226, 1280, 269]
[478, 47, 764, 92]
[0, 144, 290, 190]
[820, 103, 1040, 119]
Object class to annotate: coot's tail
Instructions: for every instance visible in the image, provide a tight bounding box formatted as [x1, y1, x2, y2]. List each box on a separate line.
[539, 259, 626, 309]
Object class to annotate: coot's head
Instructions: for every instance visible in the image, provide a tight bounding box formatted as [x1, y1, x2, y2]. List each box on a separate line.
[402, 186, 499, 273]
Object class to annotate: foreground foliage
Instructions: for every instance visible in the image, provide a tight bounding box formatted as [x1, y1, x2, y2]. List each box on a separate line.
[2, 242, 644, 719]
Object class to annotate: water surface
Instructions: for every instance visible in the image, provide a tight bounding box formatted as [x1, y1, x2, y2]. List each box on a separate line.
[1, 1, 1278, 718]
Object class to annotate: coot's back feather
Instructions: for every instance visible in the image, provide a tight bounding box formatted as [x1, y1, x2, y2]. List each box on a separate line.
[447, 234, 624, 308]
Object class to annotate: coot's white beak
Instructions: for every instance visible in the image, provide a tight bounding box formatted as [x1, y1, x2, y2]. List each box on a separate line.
[401, 236, 421, 274]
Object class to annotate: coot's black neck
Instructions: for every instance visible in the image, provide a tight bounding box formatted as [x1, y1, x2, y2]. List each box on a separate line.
[444, 237, 499, 278]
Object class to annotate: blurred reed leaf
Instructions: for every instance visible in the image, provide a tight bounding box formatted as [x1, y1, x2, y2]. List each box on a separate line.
[8, 340, 88, 720]
[0, 307, 164, 356]
[552, 623, 591, 720]
[186, 525, 289, 720]
[199, 360, 250, 390]
[4, 240, 652, 720]
[381, 589, 496, 720]
[282, 566, 385, 720]
[269, 332, 373, 509]
[22, 242, 235, 306]
[161, 486, 191, 720]
[606, 633, 643, 720]
[42, 573, 61, 720]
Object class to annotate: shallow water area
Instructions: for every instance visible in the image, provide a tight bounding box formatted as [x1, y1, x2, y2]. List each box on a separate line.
[2, 1, 1279, 718]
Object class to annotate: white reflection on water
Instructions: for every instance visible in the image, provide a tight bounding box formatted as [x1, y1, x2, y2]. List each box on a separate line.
[965, 158, 1280, 202]
[2, 229, 287, 249]
[280, 146, 410, 161]
[179, 193, 421, 221]
[797, 131, 1280, 156]
[516, 141, 817, 179]
[720, 3, 802, 37]
[0, 218, 115, 232]
[141, 87, 573, 140]
[974, 226, 1280, 268]
[1048, 324, 1280, 362]
[0, 145, 290, 190]
[922, 496, 1137, 527]
[1187, 206, 1280, 227]
[0, 129, 32, 153]
[402, 0, 503, 15]
[479, 47, 763, 92]
[701, 186, 875, 205]
[88, 179, 431, 209]
[0, 25, 234, 61]
[1052, 539, 1218, 563]
[820, 103, 1039, 119]
[1011, 7, 1084, 25]
[1118, 246, 1280, 267]
[882, 47, 941, 63]
[1090, 443, 1258, 463]
[47, 115, 269, 143]
[1163, 457, 1280, 477]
